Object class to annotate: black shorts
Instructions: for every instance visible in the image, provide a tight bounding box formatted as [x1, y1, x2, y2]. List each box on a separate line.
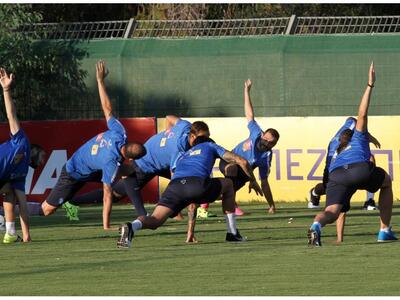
[326, 162, 386, 212]
[47, 165, 102, 207]
[128, 161, 171, 189]
[158, 177, 223, 217]
[219, 160, 249, 191]
[0, 180, 6, 190]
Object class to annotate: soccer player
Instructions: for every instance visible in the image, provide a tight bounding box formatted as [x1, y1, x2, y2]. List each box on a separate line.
[307, 119, 381, 209]
[117, 132, 263, 248]
[308, 62, 397, 246]
[0, 68, 45, 243]
[40, 60, 145, 229]
[218, 79, 279, 215]
[66, 116, 207, 239]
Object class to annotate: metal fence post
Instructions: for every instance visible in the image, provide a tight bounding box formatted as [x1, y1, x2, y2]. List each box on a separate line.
[285, 14, 297, 35]
[124, 18, 136, 39]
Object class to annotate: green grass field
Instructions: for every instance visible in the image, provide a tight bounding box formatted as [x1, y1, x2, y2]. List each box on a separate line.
[1, 201, 400, 296]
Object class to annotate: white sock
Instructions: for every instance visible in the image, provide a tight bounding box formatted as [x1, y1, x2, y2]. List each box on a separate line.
[312, 221, 322, 231]
[366, 192, 374, 201]
[131, 219, 143, 232]
[5, 222, 16, 235]
[224, 213, 237, 235]
[381, 226, 391, 232]
[312, 189, 319, 197]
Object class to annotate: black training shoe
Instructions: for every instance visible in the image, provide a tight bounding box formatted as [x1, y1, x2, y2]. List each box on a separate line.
[363, 198, 377, 210]
[225, 230, 247, 242]
[307, 228, 322, 247]
[117, 222, 134, 248]
[308, 188, 320, 209]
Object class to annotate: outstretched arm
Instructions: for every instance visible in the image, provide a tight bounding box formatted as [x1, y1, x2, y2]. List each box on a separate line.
[355, 62, 375, 133]
[96, 60, 113, 122]
[244, 79, 255, 122]
[102, 183, 113, 230]
[165, 115, 180, 130]
[0, 68, 19, 135]
[222, 151, 263, 196]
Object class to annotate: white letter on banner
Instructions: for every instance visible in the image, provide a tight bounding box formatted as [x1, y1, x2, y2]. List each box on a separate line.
[25, 167, 34, 194]
[31, 150, 68, 195]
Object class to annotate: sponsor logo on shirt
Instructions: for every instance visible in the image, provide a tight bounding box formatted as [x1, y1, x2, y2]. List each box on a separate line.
[242, 139, 252, 152]
[95, 133, 104, 142]
[189, 149, 202, 156]
[13, 152, 25, 165]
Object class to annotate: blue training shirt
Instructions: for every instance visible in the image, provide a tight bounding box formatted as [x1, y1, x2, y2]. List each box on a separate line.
[0, 129, 30, 191]
[172, 141, 226, 180]
[329, 129, 371, 172]
[232, 120, 272, 179]
[66, 117, 127, 185]
[135, 119, 191, 174]
[325, 117, 356, 170]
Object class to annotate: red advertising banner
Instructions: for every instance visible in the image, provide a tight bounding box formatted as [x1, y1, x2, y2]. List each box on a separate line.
[0, 118, 158, 204]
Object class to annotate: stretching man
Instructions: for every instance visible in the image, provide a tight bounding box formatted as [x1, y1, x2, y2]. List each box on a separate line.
[308, 62, 396, 246]
[117, 132, 263, 248]
[218, 79, 279, 215]
[0, 68, 45, 243]
[41, 60, 145, 229]
[66, 116, 207, 241]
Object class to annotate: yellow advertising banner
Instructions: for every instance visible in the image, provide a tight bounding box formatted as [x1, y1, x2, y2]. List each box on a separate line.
[157, 116, 400, 203]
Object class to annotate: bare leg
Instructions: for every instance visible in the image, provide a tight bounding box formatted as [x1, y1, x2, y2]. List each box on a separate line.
[378, 172, 393, 229]
[336, 212, 347, 243]
[186, 203, 198, 243]
[41, 200, 58, 216]
[314, 204, 342, 227]
[137, 205, 174, 230]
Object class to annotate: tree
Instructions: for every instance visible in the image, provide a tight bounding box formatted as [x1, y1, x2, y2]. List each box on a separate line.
[0, 4, 88, 120]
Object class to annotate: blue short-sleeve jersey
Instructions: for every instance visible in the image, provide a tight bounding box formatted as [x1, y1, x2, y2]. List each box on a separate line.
[329, 129, 371, 172]
[66, 117, 127, 185]
[172, 142, 226, 180]
[325, 117, 356, 170]
[0, 129, 30, 191]
[232, 120, 272, 179]
[136, 119, 191, 174]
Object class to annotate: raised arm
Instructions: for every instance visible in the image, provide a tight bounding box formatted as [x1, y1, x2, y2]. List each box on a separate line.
[244, 79, 255, 122]
[0, 68, 20, 135]
[355, 62, 375, 133]
[165, 115, 180, 130]
[222, 151, 263, 196]
[96, 60, 113, 122]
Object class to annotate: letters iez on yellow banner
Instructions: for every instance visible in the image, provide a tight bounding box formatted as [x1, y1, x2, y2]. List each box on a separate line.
[157, 116, 400, 203]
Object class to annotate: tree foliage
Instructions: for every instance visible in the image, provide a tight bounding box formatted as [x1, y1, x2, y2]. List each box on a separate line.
[0, 4, 88, 120]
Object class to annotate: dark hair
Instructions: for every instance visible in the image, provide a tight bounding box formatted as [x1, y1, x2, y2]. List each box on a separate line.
[265, 128, 280, 141]
[30, 144, 45, 169]
[190, 121, 209, 136]
[124, 142, 146, 159]
[337, 129, 354, 154]
[192, 136, 215, 147]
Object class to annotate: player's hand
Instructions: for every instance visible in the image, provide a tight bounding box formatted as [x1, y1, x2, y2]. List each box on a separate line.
[372, 140, 381, 149]
[103, 226, 118, 231]
[248, 179, 263, 196]
[23, 235, 31, 242]
[185, 234, 198, 243]
[0, 68, 14, 91]
[244, 79, 252, 91]
[96, 60, 109, 82]
[368, 61, 375, 87]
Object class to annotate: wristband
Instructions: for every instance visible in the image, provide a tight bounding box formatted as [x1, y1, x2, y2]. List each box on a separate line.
[368, 83, 374, 88]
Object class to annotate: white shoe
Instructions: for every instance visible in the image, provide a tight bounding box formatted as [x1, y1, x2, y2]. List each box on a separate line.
[308, 202, 320, 209]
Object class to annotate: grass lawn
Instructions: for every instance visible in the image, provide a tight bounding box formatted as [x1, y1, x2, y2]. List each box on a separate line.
[1, 201, 399, 296]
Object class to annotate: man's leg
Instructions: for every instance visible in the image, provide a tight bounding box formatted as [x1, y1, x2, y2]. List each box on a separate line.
[308, 182, 325, 209]
[336, 212, 347, 243]
[117, 205, 174, 248]
[378, 172, 394, 231]
[1, 184, 20, 243]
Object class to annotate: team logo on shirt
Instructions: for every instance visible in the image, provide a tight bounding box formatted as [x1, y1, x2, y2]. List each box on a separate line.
[96, 133, 104, 142]
[160, 137, 167, 147]
[189, 149, 202, 156]
[13, 152, 25, 165]
[91, 144, 99, 155]
[242, 139, 252, 152]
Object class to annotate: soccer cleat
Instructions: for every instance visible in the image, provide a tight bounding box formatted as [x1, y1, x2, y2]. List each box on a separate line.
[307, 228, 322, 247]
[196, 207, 209, 219]
[234, 207, 245, 216]
[117, 222, 134, 248]
[62, 202, 80, 221]
[377, 227, 398, 242]
[363, 198, 378, 211]
[308, 188, 320, 209]
[225, 230, 247, 242]
[3, 233, 22, 244]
